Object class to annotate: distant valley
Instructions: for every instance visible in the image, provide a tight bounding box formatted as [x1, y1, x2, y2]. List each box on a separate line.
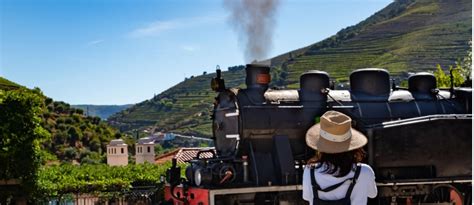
[72, 104, 133, 120]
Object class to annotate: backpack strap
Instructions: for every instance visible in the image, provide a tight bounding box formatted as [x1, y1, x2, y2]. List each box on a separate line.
[317, 178, 352, 192]
[344, 164, 362, 199]
[310, 167, 320, 199]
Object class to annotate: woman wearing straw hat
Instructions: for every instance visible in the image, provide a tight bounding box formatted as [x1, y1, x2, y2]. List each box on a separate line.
[303, 111, 377, 205]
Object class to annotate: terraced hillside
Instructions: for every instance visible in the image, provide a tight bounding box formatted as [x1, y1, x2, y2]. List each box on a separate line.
[0, 76, 21, 90]
[108, 0, 472, 137]
[108, 69, 246, 136]
[285, 0, 470, 84]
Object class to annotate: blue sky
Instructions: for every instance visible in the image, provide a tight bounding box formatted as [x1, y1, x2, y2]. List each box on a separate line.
[1, 0, 392, 105]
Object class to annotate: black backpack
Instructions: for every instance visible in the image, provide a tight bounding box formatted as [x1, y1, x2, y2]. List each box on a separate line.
[310, 164, 362, 205]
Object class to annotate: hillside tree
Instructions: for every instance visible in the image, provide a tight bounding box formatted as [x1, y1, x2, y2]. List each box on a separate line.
[0, 88, 50, 201]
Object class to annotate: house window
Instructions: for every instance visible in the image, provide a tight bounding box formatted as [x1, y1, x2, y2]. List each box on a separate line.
[147, 146, 150, 153]
[121, 148, 124, 154]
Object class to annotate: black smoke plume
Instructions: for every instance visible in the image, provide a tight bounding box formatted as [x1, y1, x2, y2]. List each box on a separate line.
[224, 0, 279, 63]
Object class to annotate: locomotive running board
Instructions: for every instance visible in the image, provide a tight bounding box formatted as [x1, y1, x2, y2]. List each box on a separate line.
[165, 184, 303, 205]
[376, 179, 471, 186]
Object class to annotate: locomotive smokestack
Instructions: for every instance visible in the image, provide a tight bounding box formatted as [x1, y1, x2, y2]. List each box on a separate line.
[299, 70, 330, 102]
[239, 64, 271, 104]
[245, 64, 271, 90]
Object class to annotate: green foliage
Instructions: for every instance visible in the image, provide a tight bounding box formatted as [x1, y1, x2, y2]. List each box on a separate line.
[434, 63, 468, 88]
[0, 77, 21, 90]
[154, 144, 164, 155]
[78, 149, 103, 164]
[41, 100, 120, 162]
[399, 79, 409, 88]
[36, 163, 173, 200]
[39, 150, 58, 164]
[64, 147, 78, 161]
[0, 77, 123, 164]
[408, 43, 470, 89]
[456, 40, 472, 84]
[270, 64, 289, 87]
[227, 65, 245, 72]
[0, 88, 51, 196]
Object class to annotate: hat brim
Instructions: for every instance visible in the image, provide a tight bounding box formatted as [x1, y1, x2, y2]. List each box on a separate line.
[305, 123, 368, 153]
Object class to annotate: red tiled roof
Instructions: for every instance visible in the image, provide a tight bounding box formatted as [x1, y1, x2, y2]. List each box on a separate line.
[155, 147, 215, 164]
[155, 149, 180, 164]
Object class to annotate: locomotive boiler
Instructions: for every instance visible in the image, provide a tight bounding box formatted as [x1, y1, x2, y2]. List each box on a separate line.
[164, 64, 472, 205]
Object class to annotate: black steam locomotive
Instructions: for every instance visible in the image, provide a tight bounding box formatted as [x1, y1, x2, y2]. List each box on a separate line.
[165, 64, 472, 205]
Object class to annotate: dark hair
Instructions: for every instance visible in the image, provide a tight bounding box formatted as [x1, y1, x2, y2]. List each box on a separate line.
[308, 148, 366, 177]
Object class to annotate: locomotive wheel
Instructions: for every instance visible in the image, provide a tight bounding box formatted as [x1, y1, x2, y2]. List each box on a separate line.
[423, 184, 463, 205]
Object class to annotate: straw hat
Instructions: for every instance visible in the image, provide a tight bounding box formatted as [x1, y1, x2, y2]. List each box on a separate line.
[306, 111, 367, 153]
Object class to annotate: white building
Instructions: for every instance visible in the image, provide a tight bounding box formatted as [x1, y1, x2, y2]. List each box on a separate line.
[135, 137, 155, 164]
[106, 139, 128, 166]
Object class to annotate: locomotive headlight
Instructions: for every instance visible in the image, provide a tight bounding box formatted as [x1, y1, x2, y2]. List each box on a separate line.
[194, 168, 202, 186]
[194, 168, 212, 186]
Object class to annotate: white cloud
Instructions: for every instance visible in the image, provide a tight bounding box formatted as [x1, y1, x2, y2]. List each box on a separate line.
[181, 45, 199, 52]
[86, 39, 104, 46]
[130, 20, 180, 38]
[129, 15, 224, 38]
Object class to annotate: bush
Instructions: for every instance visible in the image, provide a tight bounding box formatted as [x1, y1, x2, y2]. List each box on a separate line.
[0, 88, 50, 197]
[80, 156, 100, 165]
[64, 118, 73, 124]
[76, 109, 84, 115]
[64, 147, 77, 161]
[434, 64, 465, 88]
[36, 162, 178, 200]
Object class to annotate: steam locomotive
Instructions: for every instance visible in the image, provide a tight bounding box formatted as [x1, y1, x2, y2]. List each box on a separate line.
[164, 64, 472, 205]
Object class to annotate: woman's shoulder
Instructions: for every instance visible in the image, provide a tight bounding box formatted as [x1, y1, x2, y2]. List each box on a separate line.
[357, 163, 376, 178]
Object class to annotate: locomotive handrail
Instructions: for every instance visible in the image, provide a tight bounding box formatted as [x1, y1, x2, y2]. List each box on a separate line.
[242, 105, 304, 109]
[277, 105, 304, 108]
[214, 107, 238, 112]
[363, 114, 472, 129]
[329, 105, 355, 109]
[196, 149, 216, 159]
